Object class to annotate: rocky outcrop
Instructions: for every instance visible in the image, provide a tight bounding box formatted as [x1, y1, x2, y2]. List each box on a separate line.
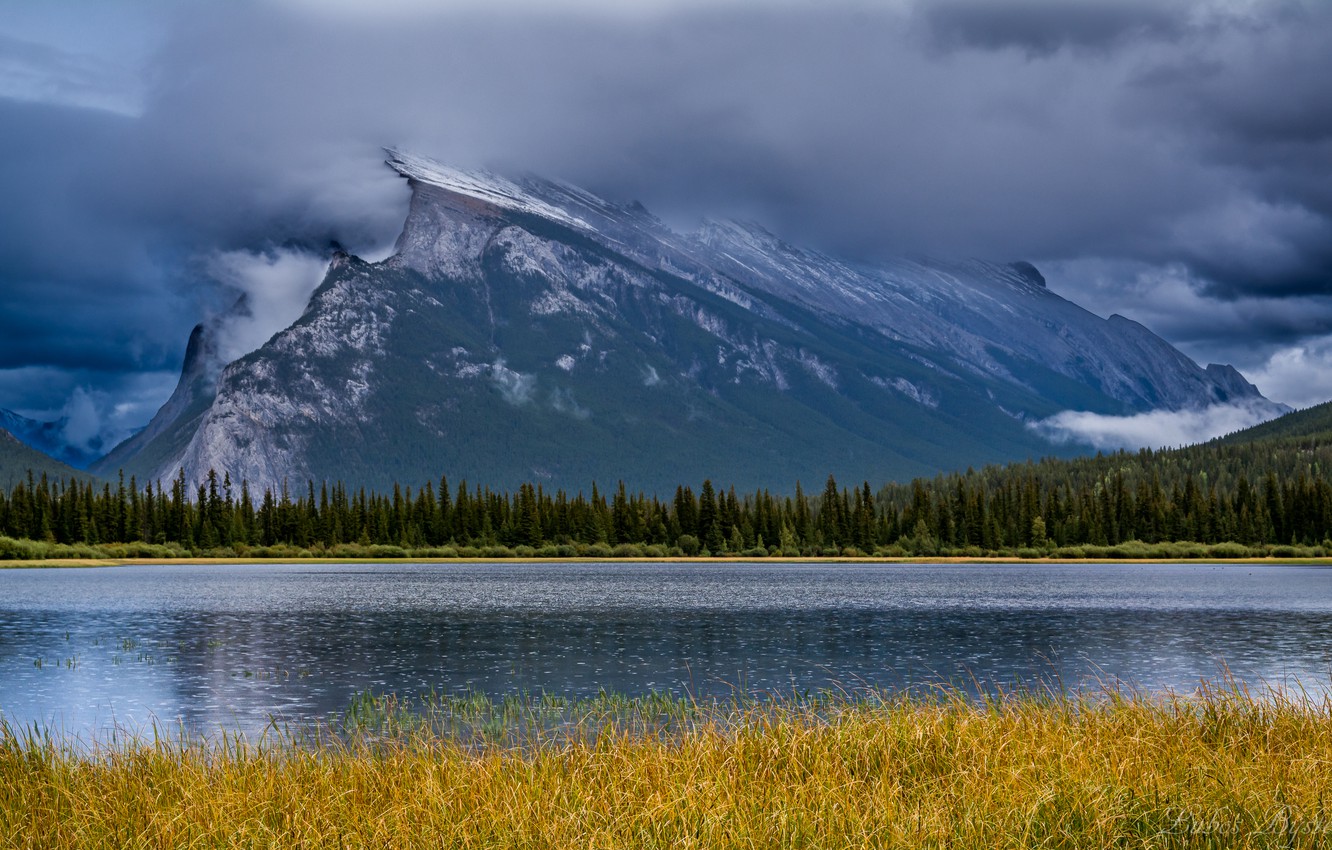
[91, 322, 224, 480]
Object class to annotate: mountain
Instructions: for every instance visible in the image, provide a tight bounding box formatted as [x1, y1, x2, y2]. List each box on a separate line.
[0, 427, 88, 490]
[0, 408, 103, 469]
[94, 150, 1281, 493]
[94, 322, 223, 482]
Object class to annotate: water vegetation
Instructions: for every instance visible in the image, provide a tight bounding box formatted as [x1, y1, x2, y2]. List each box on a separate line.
[4, 682, 1332, 848]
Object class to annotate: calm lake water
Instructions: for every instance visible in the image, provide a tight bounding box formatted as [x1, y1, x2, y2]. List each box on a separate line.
[1, 561, 1331, 739]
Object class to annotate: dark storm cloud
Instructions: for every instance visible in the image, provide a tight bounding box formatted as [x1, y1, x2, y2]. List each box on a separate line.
[3, 0, 1332, 429]
[920, 0, 1188, 54]
[1040, 259, 1332, 363]
[0, 99, 186, 375]
[116, 1, 1189, 263]
[15, 1, 1332, 267]
[1117, 3, 1332, 300]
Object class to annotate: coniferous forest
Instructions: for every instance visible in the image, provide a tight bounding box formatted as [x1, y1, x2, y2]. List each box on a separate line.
[3, 402, 1332, 560]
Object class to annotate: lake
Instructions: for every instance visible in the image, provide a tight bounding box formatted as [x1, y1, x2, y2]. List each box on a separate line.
[2, 561, 1330, 740]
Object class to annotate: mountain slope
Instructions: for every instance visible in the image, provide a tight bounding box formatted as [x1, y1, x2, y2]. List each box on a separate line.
[871, 396, 1332, 551]
[94, 323, 222, 481]
[0, 428, 88, 490]
[385, 151, 1262, 414]
[0, 409, 103, 469]
[1216, 400, 1332, 445]
[97, 151, 1280, 494]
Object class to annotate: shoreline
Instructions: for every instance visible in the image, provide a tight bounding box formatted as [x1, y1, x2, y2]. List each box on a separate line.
[4, 555, 1331, 568]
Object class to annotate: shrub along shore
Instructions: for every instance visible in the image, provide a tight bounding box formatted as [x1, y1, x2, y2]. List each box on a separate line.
[4, 684, 1331, 848]
[2, 533, 1330, 564]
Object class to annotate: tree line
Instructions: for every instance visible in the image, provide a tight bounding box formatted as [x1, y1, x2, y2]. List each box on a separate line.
[1, 427, 1331, 557]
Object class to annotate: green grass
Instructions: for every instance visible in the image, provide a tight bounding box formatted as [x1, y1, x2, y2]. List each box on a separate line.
[4, 683, 1332, 847]
[3, 533, 1331, 565]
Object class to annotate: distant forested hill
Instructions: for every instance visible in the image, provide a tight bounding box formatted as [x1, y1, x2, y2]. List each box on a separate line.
[2, 401, 1330, 556]
[874, 400, 1332, 551]
[0, 429, 89, 490]
[1217, 400, 1332, 445]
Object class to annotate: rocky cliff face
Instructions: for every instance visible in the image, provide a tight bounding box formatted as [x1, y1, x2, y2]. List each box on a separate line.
[92, 322, 223, 480]
[97, 150, 1281, 493]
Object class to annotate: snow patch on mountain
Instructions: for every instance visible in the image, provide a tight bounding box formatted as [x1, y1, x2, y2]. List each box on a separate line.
[872, 376, 940, 409]
[386, 149, 591, 232]
[798, 350, 838, 389]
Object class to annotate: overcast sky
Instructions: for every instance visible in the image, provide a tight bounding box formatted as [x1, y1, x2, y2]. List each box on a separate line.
[1, 0, 1330, 452]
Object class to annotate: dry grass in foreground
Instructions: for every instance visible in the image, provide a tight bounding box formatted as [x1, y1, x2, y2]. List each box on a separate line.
[3, 684, 1332, 848]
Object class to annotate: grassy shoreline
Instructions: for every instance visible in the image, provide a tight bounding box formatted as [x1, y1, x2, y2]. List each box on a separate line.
[5, 533, 1331, 566]
[4, 555, 1332, 569]
[6, 685, 1331, 848]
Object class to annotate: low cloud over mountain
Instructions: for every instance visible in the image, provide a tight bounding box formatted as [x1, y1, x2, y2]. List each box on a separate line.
[1, 0, 1329, 453]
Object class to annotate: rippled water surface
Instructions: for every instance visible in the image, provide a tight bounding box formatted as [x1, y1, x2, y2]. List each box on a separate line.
[2, 561, 1330, 738]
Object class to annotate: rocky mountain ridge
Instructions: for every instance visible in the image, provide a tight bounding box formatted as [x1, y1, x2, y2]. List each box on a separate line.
[0, 408, 102, 469]
[91, 150, 1281, 493]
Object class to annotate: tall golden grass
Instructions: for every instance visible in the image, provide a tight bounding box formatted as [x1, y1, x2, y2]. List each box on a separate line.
[3, 683, 1331, 848]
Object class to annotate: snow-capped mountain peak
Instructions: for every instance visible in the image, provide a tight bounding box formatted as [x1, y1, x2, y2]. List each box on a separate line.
[95, 150, 1282, 493]
[385, 149, 592, 232]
